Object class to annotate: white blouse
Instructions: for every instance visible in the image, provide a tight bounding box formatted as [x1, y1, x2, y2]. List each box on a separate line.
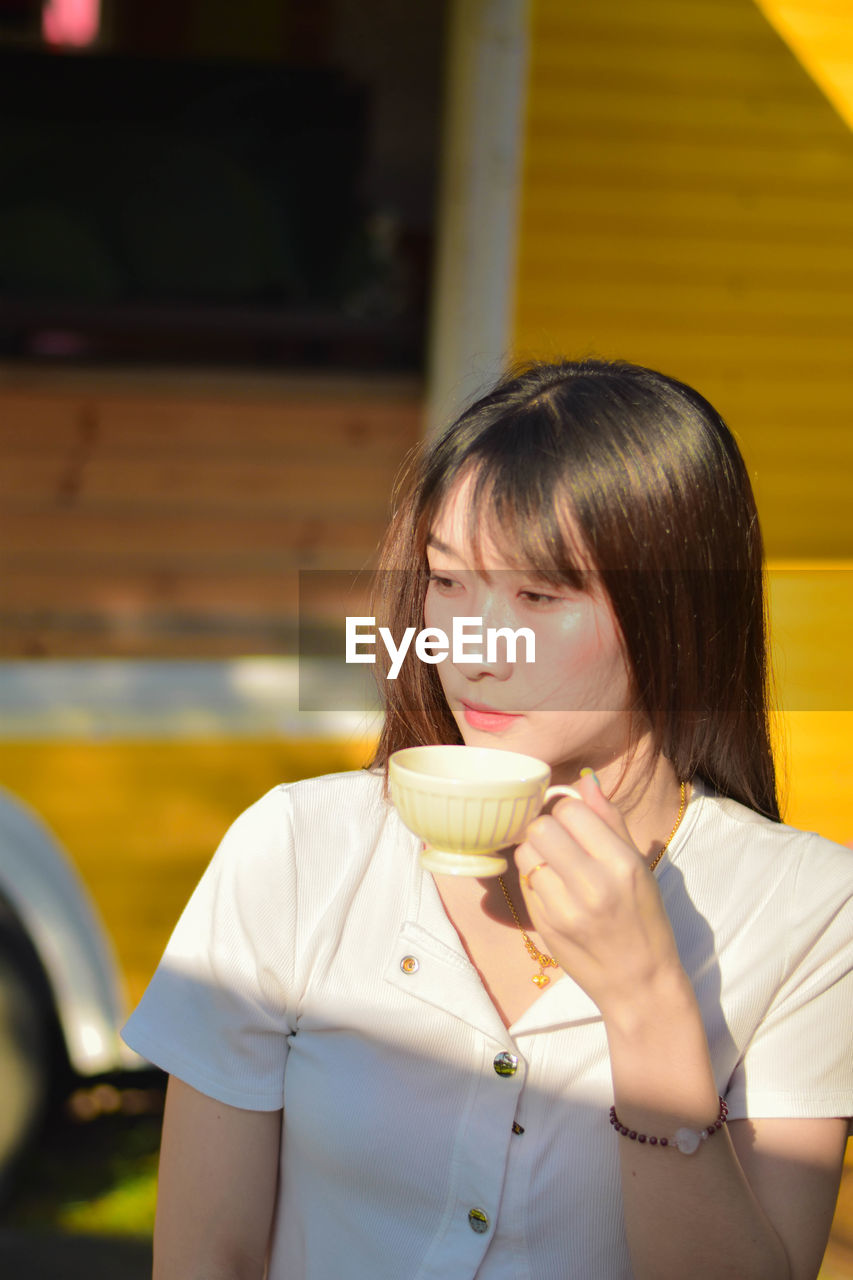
[123, 770, 853, 1280]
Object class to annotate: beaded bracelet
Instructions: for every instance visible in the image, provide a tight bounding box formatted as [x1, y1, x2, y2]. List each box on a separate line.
[609, 1096, 728, 1155]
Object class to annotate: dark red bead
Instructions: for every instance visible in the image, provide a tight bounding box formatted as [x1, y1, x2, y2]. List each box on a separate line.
[660, 1138, 668, 1147]
[649, 1136, 657, 1146]
[629, 1131, 637, 1140]
[638, 1134, 647, 1143]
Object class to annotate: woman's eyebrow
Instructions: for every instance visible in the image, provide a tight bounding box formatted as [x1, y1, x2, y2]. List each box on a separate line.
[425, 535, 455, 555]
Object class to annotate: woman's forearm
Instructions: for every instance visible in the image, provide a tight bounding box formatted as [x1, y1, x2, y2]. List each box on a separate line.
[603, 967, 791, 1280]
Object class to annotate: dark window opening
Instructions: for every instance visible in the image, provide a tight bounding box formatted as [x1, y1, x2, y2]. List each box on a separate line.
[0, 1, 445, 372]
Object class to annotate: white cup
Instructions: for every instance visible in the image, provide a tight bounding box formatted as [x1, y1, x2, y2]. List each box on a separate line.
[388, 744, 580, 876]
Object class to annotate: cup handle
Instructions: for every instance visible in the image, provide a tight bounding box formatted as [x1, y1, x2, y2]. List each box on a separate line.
[543, 784, 581, 805]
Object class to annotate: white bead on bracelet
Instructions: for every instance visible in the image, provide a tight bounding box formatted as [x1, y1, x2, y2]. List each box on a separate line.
[609, 1096, 729, 1154]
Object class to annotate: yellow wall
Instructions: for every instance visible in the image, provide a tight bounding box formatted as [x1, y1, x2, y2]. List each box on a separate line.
[754, 0, 853, 130]
[513, 0, 853, 840]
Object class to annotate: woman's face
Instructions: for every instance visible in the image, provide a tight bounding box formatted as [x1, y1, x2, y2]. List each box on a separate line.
[423, 479, 638, 785]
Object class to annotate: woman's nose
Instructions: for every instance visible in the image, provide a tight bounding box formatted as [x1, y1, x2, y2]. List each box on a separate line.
[456, 590, 518, 681]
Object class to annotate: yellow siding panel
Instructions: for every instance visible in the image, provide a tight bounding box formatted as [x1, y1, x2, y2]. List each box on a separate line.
[513, 0, 853, 835]
[514, 0, 853, 559]
[519, 185, 853, 235]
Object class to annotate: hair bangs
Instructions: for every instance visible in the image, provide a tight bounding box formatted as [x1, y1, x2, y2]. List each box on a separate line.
[449, 446, 593, 594]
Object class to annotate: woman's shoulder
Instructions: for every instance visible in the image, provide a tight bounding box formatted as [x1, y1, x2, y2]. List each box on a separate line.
[698, 778, 851, 854]
[227, 766, 390, 852]
[191, 766, 399, 930]
[666, 783, 852, 1033]
[220, 766, 403, 879]
[685, 777, 853, 910]
[237, 766, 386, 820]
[199, 766, 405, 929]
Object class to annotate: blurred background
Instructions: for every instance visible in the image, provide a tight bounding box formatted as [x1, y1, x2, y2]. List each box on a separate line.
[0, 1, 851, 1276]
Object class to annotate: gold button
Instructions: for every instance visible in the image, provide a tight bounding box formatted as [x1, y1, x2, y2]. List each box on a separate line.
[493, 1051, 518, 1077]
[400, 955, 419, 974]
[467, 1207, 490, 1234]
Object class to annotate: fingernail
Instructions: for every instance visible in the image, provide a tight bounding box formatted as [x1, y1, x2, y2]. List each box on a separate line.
[580, 767, 600, 785]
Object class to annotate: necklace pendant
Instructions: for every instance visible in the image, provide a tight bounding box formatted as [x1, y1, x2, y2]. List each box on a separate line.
[532, 972, 550, 988]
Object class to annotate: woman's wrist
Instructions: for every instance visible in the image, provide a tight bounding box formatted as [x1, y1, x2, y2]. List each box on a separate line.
[599, 958, 696, 1041]
[602, 963, 721, 1132]
[610, 1095, 728, 1153]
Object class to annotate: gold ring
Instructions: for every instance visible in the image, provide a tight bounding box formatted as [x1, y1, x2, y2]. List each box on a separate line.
[521, 861, 549, 889]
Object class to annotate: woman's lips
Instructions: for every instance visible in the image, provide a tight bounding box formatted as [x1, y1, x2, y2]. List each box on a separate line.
[461, 702, 523, 732]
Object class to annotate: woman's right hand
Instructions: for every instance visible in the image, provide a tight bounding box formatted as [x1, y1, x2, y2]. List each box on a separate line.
[154, 1076, 281, 1280]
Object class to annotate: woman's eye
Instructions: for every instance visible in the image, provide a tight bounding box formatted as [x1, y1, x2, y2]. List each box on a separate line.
[427, 572, 461, 593]
[518, 589, 560, 606]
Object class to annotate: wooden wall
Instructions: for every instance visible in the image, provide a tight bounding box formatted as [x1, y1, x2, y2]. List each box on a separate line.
[0, 369, 422, 656]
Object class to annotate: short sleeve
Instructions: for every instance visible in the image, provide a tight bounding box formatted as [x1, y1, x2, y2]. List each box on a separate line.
[727, 844, 853, 1126]
[122, 786, 297, 1110]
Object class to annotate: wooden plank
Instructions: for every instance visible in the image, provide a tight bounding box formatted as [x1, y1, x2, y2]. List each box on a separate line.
[515, 230, 853, 278]
[0, 510, 385, 562]
[0, 606, 367, 658]
[0, 373, 421, 656]
[515, 275, 853, 324]
[524, 86, 844, 145]
[521, 139, 853, 194]
[0, 569, 375, 619]
[0, 367, 422, 402]
[0, 569, 298, 612]
[512, 310, 853, 360]
[526, 55, 829, 102]
[516, 185, 853, 234]
[0, 456, 402, 514]
[515, 218, 853, 268]
[0, 397, 421, 461]
[0, 622, 297, 658]
[532, 0, 789, 44]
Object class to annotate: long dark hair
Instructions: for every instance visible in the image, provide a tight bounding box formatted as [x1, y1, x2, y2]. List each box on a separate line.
[370, 358, 779, 821]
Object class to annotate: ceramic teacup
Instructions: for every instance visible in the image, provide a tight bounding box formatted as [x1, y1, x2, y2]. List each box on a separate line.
[388, 744, 580, 876]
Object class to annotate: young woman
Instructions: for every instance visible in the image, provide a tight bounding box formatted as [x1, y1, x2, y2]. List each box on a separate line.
[124, 359, 853, 1280]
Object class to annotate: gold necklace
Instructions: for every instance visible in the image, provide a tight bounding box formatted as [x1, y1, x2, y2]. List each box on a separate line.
[648, 779, 688, 873]
[497, 875, 559, 988]
[498, 779, 688, 987]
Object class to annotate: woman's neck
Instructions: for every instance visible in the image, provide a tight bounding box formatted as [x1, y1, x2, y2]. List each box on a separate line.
[610, 752, 685, 865]
[554, 742, 685, 866]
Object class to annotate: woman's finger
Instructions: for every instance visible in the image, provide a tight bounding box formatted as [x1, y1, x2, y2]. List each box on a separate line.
[519, 859, 551, 892]
[531, 804, 634, 877]
[515, 814, 605, 904]
[575, 770, 634, 843]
